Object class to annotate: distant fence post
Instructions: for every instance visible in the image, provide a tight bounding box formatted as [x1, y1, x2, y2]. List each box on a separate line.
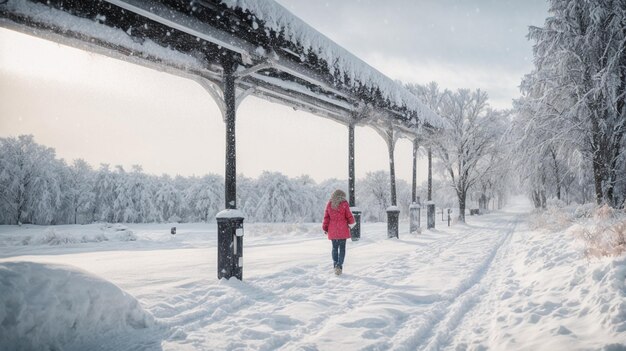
[350, 207, 361, 241]
[409, 199, 421, 233]
[427, 202, 435, 229]
[387, 206, 400, 238]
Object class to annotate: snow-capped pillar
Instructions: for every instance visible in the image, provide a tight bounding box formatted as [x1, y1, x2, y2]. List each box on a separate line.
[348, 123, 361, 241]
[385, 128, 400, 239]
[427, 147, 435, 229]
[410, 138, 421, 233]
[216, 55, 245, 281]
[216, 210, 244, 280]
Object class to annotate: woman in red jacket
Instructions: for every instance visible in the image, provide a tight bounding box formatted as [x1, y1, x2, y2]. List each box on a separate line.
[322, 189, 356, 275]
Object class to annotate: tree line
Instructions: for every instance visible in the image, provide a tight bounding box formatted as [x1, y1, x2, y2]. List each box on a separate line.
[405, 0, 626, 217]
[513, 0, 626, 209]
[406, 83, 511, 222]
[0, 135, 462, 225]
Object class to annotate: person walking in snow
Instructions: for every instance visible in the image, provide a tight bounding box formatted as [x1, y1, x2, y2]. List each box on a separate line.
[322, 189, 356, 275]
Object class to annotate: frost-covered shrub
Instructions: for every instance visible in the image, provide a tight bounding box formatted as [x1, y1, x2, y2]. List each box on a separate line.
[38, 228, 78, 245]
[547, 198, 566, 209]
[101, 223, 136, 241]
[575, 206, 626, 258]
[529, 205, 573, 232]
[87, 233, 108, 243]
[574, 203, 596, 219]
[114, 230, 137, 242]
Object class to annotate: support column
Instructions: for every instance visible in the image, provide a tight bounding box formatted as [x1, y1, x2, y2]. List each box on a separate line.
[386, 130, 400, 238]
[427, 147, 435, 229]
[224, 61, 237, 210]
[410, 138, 421, 233]
[348, 123, 361, 241]
[216, 57, 244, 280]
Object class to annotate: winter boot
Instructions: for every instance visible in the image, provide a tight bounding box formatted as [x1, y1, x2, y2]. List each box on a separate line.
[334, 267, 342, 276]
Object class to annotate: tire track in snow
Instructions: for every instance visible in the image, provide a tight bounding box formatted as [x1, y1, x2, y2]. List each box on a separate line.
[280, 224, 485, 349]
[389, 212, 522, 351]
[151, 213, 521, 350]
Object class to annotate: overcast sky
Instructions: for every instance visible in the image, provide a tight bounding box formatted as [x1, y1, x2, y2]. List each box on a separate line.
[0, 0, 548, 184]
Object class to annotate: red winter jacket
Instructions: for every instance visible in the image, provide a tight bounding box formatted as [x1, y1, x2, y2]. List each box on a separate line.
[322, 200, 356, 240]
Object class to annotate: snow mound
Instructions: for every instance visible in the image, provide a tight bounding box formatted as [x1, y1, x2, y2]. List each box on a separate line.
[0, 262, 157, 351]
[2, 224, 137, 247]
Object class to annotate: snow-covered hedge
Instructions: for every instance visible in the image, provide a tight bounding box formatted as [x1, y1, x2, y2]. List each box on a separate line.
[0, 262, 156, 350]
[0, 224, 136, 247]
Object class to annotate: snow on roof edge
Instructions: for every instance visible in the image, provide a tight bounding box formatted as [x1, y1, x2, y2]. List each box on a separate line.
[220, 0, 444, 129]
[4, 0, 205, 71]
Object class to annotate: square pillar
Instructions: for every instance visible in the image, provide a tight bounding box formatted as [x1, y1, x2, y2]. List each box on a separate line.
[350, 207, 361, 241]
[409, 201, 421, 233]
[387, 206, 400, 238]
[427, 202, 436, 229]
[216, 210, 244, 280]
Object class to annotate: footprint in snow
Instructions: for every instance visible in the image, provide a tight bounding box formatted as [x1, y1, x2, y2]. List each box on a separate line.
[554, 325, 574, 336]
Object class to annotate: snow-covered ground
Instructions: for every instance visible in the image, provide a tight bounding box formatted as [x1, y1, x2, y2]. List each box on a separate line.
[1, 197, 625, 350]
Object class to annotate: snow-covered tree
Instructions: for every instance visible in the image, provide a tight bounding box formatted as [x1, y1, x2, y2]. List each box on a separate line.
[66, 159, 95, 224]
[93, 164, 117, 222]
[523, 0, 626, 207]
[253, 171, 298, 222]
[358, 171, 390, 222]
[0, 135, 62, 224]
[428, 88, 503, 222]
[154, 174, 183, 222]
[185, 174, 224, 222]
[238, 174, 260, 221]
[293, 175, 320, 222]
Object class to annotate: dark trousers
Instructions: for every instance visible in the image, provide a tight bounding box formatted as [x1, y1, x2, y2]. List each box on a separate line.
[331, 239, 347, 268]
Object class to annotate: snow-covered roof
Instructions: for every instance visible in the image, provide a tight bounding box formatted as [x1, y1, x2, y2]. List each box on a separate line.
[220, 0, 444, 129]
[1, 0, 444, 132]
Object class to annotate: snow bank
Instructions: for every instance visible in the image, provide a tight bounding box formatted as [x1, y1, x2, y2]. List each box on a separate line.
[0, 262, 157, 351]
[435, 200, 626, 350]
[0, 223, 136, 247]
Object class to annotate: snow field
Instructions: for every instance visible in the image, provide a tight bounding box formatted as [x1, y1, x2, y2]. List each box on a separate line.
[447, 208, 626, 350]
[0, 198, 625, 350]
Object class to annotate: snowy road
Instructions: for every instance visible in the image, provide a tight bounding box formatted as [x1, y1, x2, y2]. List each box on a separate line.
[1, 198, 625, 350]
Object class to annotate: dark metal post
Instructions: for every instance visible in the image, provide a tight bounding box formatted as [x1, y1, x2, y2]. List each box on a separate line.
[427, 147, 435, 229]
[409, 138, 420, 233]
[349, 124, 356, 207]
[412, 139, 418, 203]
[427, 147, 433, 202]
[216, 57, 245, 280]
[348, 123, 361, 241]
[389, 137, 397, 207]
[386, 131, 399, 238]
[447, 209, 451, 226]
[223, 60, 237, 210]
